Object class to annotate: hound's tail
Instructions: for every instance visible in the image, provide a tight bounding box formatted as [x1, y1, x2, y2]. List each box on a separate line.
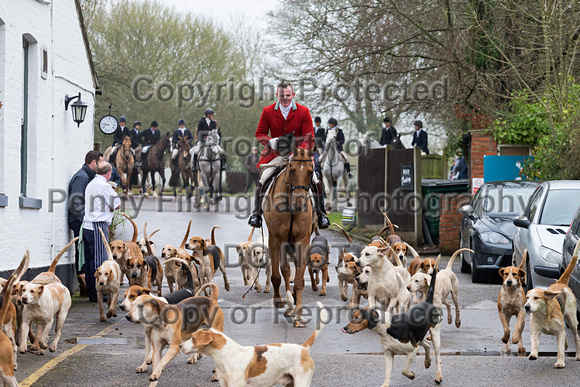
[380, 210, 397, 236]
[121, 212, 139, 243]
[98, 229, 114, 261]
[248, 227, 256, 242]
[194, 283, 219, 301]
[302, 302, 329, 349]
[434, 254, 442, 270]
[426, 269, 438, 305]
[519, 249, 528, 270]
[557, 240, 579, 286]
[179, 219, 192, 249]
[375, 226, 390, 238]
[404, 242, 420, 259]
[209, 226, 222, 246]
[332, 223, 353, 244]
[143, 222, 160, 257]
[1, 251, 30, 323]
[48, 237, 79, 273]
[446, 248, 473, 271]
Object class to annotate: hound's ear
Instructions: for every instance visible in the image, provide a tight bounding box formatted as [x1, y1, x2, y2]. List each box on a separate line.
[37, 285, 45, 297]
[94, 271, 99, 278]
[108, 271, 114, 281]
[192, 330, 214, 348]
[126, 259, 131, 267]
[518, 269, 526, 284]
[377, 247, 388, 256]
[543, 290, 561, 299]
[368, 309, 380, 330]
[498, 268, 505, 277]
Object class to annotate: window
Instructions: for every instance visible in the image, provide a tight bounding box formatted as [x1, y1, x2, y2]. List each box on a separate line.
[525, 187, 543, 222]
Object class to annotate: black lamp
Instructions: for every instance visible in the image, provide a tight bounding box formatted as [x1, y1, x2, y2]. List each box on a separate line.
[64, 92, 88, 127]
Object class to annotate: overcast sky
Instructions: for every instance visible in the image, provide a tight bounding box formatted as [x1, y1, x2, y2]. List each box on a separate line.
[154, 0, 277, 31]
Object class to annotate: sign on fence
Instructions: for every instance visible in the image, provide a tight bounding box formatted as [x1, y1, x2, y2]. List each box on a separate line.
[401, 165, 414, 191]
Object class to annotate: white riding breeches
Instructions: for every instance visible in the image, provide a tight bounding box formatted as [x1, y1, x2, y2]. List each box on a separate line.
[192, 142, 225, 156]
[142, 145, 152, 154]
[172, 148, 194, 159]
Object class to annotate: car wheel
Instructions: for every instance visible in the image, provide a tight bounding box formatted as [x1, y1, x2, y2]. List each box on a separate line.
[526, 259, 533, 290]
[471, 241, 485, 283]
[461, 248, 471, 274]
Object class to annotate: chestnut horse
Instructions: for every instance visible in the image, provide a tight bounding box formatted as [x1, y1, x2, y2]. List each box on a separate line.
[169, 136, 193, 198]
[115, 135, 134, 196]
[263, 147, 315, 328]
[141, 132, 171, 198]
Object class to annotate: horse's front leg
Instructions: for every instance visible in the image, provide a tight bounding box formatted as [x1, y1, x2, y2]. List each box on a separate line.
[269, 238, 285, 308]
[292, 237, 308, 328]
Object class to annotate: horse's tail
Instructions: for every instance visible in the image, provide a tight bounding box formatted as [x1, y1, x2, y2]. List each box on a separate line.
[122, 212, 139, 243]
[332, 223, 353, 244]
[49, 237, 79, 273]
[179, 219, 192, 249]
[209, 226, 222, 246]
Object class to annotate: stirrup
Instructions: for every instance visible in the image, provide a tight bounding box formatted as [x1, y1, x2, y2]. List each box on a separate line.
[248, 212, 262, 228]
[318, 213, 330, 229]
[347, 172, 354, 179]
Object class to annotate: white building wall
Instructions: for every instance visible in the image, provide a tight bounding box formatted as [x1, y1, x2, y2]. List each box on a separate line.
[0, 0, 95, 273]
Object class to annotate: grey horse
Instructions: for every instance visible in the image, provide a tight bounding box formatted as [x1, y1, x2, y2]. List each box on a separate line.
[195, 142, 222, 208]
[321, 130, 351, 212]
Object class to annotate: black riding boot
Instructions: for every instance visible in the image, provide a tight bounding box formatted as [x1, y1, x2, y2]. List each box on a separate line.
[248, 182, 263, 228]
[345, 162, 353, 179]
[192, 154, 198, 172]
[313, 181, 330, 229]
[171, 157, 176, 171]
[221, 154, 227, 171]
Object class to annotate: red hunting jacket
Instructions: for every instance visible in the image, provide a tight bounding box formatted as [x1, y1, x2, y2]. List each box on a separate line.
[255, 101, 314, 167]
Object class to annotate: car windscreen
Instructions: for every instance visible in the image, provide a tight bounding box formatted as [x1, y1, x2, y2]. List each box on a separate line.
[481, 186, 537, 215]
[539, 189, 580, 226]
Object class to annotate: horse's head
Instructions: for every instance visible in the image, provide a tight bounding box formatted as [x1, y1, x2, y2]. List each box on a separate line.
[161, 133, 171, 151]
[122, 135, 132, 160]
[179, 135, 190, 158]
[289, 147, 314, 186]
[325, 130, 337, 148]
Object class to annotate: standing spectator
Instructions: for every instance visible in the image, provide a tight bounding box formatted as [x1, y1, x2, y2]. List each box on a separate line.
[67, 150, 102, 296]
[244, 146, 261, 192]
[379, 117, 398, 146]
[411, 120, 429, 155]
[82, 161, 121, 302]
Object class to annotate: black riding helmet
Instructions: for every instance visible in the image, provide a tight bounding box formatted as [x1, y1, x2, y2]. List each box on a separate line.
[133, 121, 141, 128]
[205, 108, 215, 116]
[328, 117, 338, 126]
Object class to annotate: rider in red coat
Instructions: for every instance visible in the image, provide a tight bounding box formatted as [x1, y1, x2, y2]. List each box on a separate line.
[248, 82, 330, 229]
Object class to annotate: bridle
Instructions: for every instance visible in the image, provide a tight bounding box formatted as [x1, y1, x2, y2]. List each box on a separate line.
[281, 156, 313, 214]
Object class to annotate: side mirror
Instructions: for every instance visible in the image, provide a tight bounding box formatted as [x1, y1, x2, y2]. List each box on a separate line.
[513, 216, 531, 229]
[459, 205, 474, 216]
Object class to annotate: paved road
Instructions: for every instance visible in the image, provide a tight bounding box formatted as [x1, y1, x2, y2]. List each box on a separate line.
[14, 196, 580, 386]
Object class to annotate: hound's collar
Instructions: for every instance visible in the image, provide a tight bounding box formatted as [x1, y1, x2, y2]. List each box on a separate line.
[274, 100, 297, 111]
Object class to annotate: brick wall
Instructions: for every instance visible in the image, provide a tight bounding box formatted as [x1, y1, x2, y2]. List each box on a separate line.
[439, 193, 471, 254]
[470, 130, 497, 179]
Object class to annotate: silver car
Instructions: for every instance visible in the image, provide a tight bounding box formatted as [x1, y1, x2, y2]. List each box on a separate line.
[513, 180, 580, 289]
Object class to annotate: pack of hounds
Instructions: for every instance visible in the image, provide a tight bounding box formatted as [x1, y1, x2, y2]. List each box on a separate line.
[0, 212, 579, 387]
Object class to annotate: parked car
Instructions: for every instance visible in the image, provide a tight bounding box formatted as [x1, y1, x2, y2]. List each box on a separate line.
[513, 181, 580, 289]
[559, 206, 580, 319]
[459, 180, 540, 283]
